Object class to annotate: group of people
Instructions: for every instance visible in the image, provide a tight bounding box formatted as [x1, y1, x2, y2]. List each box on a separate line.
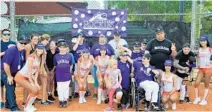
[0, 28, 211, 111]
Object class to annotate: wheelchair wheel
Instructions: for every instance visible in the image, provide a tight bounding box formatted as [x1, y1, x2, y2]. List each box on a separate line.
[130, 81, 136, 108]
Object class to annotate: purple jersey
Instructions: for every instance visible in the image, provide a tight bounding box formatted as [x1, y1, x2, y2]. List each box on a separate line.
[54, 53, 72, 82]
[131, 50, 144, 63]
[91, 43, 114, 58]
[1, 46, 24, 75]
[118, 61, 131, 89]
[73, 43, 90, 62]
[133, 61, 155, 84]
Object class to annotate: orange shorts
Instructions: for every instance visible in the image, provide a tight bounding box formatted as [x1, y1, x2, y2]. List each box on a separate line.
[199, 68, 212, 74]
[14, 73, 29, 81]
[162, 91, 177, 96]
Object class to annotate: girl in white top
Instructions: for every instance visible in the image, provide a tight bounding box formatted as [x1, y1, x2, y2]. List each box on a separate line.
[14, 43, 45, 111]
[161, 60, 177, 110]
[95, 46, 110, 104]
[77, 49, 93, 104]
[193, 36, 212, 105]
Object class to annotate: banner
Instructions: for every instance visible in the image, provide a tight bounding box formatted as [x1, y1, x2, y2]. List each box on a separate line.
[72, 8, 127, 37]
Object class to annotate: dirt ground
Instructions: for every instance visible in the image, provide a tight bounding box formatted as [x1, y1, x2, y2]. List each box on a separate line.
[1, 82, 212, 111]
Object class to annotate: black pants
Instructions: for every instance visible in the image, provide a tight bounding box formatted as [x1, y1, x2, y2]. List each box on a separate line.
[121, 88, 130, 105]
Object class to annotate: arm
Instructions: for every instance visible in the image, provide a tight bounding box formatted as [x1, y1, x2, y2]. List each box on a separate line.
[173, 59, 186, 70]
[26, 57, 34, 83]
[127, 56, 133, 64]
[25, 45, 31, 58]
[118, 71, 122, 88]
[73, 38, 81, 51]
[171, 43, 177, 58]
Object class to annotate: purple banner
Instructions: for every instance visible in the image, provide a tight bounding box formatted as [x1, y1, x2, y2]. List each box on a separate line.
[72, 8, 127, 37]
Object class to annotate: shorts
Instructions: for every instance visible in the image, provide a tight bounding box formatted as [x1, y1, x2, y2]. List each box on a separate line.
[199, 68, 212, 74]
[162, 91, 177, 96]
[14, 73, 29, 82]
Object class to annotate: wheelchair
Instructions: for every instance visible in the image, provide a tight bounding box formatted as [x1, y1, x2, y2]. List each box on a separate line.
[130, 76, 165, 111]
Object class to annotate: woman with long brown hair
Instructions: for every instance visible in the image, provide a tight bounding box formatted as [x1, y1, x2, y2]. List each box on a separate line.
[14, 43, 46, 111]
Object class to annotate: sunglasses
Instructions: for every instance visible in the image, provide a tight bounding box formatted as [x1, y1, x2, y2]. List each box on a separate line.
[120, 54, 128, 57]
[3, 34, 10, 36]
[19, 42, 27, 45]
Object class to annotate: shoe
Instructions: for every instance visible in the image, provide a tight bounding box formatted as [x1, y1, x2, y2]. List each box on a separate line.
[93, 94, 97, 99]
[185, 97, 191, 103]
[4, 102, 9, 109]
[97, 99, 101, 104]
[164, 103, 169, 109]
[144, 101, 150, 110]
[193, 97, 201, 104]
[85, 91, 91, 97]
[63, 101, 68, 108]
[24, 106, 32, 112]
[172, 103, 176, 110]
[79, 98, 83, 104]
[104, 107, 113, 112]
[69, 96, 72, 101]
[179, 100, 184, 104]
[31, 105, 37, 111]
[74, 92, 79, 98]
[11, 107, 21, 111]
[0, 102, 4, 108]
[41, 100, 51, 106]
[47, 95, 55, 103]
[54, 91, 58, 97]
[117, 103, 122, 110]
[59, 101, 63, 108]
[199, 100, 207, 106]
[151, 103, 159, 110]
[82, 97, 86, 103]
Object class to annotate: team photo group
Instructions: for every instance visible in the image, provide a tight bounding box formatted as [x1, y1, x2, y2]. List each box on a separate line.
[1, 27, 212, 111]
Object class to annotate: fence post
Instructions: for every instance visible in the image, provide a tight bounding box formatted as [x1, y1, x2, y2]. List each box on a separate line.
[10, 1, 16, 41]
[191, 0, 197, 51]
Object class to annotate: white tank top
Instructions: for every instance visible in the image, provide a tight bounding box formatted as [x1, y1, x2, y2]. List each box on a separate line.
[161, 72, 174, 92]
[19, 57, 40, 77]
[79, 59, 91, 76]
[97, 56, 109, 73]
[198, 48, 212, 68]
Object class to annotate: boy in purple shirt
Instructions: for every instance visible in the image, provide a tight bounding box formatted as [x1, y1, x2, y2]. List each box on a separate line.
[127, 53, 160, 111]
[118, 52, 131, 109]
[53, 42, 73, 108]
[1, 38, 26, 111]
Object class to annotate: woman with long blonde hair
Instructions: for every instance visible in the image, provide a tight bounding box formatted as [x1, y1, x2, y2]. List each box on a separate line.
[14, 43, 46, 111]
[76, 49, 93, 103]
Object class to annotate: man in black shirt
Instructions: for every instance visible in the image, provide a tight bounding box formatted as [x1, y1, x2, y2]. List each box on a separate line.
[145, 28, 177, 70]
[174, 43, 196, 104]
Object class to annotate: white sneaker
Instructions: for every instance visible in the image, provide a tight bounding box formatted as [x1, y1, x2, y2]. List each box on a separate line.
[83, 97, 86, 103]
[164, 103, 169, 109]
[31, 105, 37, 111]
[101, 95, 105, 101]
[79, 98, 83, 104]
[97, 99, 101, 104]
[193, 97, 201, 104]
[199, 100, 207, 106]
[24, 106, 35, 112]
[172, 103, 176, 110]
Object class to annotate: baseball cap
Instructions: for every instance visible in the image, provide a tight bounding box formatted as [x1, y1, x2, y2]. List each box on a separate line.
[56, 39, 66, 45]
[77, 32, 84, 37]
[164, 60, 173, 66]
[114, 31, 120, 36]
[155, 28, 164, 34]
[99, 34, 106, 38]
[183, 43, 190, 48]
[119, 51, 128, 56]
[199, 36, 208, 41]
[133, 42, 140, 47]
[18, 38, 27, 44]
[143, 53, 152, 59]
[58, 42, 68, 47]
[36, 43, 45, 49]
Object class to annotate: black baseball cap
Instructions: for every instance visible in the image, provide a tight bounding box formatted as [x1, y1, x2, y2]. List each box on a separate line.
[77, 32, 84, 37]
[18, 38, 27, 44]
[143, 53, 152, 59]
[133, 42, 140, 47]
[58, 42, 68, 47]
[155, 28, 164, 33]
[56, 39, 66, 46]
[114, 31, 120, 36]
[183, 43, 190, 48]
[36, 43, 45, 49]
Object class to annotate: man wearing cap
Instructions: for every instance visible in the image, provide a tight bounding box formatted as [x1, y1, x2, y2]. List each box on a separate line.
[90, 34, 114, 99]
[0, 29, 16, 108]
[127, 53, 160, 110]
[141, 39, 147, 51]
[108, 31, 128, 59]
[174, 43, 196, 104]
[72, 32, 91, 97]
[145, 28, 177, 70]
[1, 38, 26, 111]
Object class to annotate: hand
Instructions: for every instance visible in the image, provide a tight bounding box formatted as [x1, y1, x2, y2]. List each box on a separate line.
[7, 76, 14, 85]
[147, 68, 151, 74]
[77, 37, 81, 43]
[171, 43, 176, 51]
[184, 67, 190, 72]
